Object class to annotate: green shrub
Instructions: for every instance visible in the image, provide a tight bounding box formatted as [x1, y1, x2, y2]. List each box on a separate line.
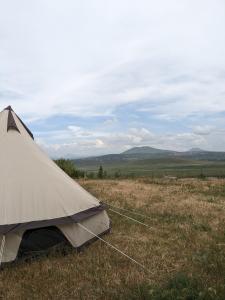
[87, 172, 95, 179]
[114, 170, 122, 178]
[98, 165, 104, 179]
[54, 159, 84, 178]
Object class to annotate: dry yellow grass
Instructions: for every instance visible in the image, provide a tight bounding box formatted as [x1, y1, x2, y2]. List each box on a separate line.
[0, 178, 225, 299]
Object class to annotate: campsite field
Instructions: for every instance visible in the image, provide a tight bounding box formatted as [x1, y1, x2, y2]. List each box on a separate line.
[0, 178, 225, 299]
[75, 158, 225, 178]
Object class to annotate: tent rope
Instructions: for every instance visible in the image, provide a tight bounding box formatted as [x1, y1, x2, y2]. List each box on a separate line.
[109, 208, 152, 228]
[56, 223, 150, 299]
[107, 203, 152, 220]
[0, 235, 6, 266]
[77, 223, 149, 272]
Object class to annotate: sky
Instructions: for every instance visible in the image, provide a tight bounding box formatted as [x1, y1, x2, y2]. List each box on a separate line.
[0, 0, 225, 158]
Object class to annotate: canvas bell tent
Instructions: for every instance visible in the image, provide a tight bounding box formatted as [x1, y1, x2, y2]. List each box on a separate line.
[0, 106, 110, 263]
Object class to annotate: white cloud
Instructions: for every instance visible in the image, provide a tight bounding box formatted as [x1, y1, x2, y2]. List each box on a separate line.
[67, 126, 81, 132]
[192, 125, 215, 136]
[37, 125, 219, 157]
[1, 0, 225, 155]
[67, 125, 93, 137]
[95, 139, 105, 148]
[103, 117, 118, 126]
[0, 0, 225, 120]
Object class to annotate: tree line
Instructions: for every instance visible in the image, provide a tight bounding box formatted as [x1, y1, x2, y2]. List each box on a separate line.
[54, 159, 121, 179]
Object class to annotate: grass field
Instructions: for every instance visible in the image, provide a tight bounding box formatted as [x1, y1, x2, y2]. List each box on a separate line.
[75, 158, 225, 178]
[0, 178, 225, 299]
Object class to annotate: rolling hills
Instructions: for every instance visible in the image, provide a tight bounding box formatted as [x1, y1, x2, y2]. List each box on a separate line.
[72, 146, 225, 178]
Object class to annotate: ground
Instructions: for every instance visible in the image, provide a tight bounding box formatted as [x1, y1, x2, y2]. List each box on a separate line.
[0, 178, 225, 299]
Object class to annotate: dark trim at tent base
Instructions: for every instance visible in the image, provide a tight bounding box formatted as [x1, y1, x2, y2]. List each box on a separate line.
[0, 203, 107, 234]
[1, 223, 111, 266]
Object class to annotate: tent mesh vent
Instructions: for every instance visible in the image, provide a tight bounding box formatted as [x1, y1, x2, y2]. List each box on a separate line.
[4, 105, 34, 139]
[7, 110, 20, 134]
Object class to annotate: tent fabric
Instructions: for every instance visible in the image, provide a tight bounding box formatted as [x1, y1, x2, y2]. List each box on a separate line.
[0, 211, 110, 263]
[0, 106, 110, 262]
[59, 210, 110, 248]
[0, 203, 107, 235]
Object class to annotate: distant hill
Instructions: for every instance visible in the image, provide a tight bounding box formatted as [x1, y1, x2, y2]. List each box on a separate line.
[73, 146, 225, 171]
[71, 146, 225, 178]
[122, 146, 174, 155]
[186, 147, 205, 153]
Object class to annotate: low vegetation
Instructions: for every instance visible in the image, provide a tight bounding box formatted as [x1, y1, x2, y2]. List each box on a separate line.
[74, 157, 225, 179]
[0, 178, 225, 299]
[54, 159, 85, 178]
[55, 157, 225, 180]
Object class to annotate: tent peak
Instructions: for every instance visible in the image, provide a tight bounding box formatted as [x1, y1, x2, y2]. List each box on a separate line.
[2, 106, 34, 140]
[4, 105, 14, 111]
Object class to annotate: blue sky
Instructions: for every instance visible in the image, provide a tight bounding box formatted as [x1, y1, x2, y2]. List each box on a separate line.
[0, 0, 225, 157]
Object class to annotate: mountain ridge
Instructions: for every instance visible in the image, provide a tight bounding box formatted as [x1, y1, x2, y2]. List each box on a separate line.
[122, 146, 210, 155]
[122, 146, 175, 155]
[73, 146, 225, 168]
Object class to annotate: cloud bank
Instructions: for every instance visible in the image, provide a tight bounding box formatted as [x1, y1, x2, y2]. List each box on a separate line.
[0, 0, 225, 157]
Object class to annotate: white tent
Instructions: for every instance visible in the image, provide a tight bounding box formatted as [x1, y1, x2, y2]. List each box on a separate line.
[0, 106, 110, 263]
